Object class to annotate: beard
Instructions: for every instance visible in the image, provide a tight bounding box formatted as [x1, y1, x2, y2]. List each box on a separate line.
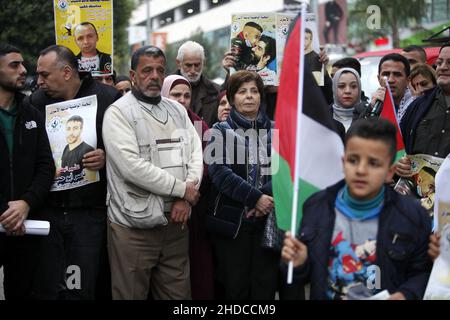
[251, 53, 260, 66]
[137, 81, 161, 97]
[0, 78, 26, 92]
[180, 69, 202, 84]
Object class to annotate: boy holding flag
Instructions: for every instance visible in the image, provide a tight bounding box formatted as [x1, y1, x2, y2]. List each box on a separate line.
[282, 119, 432, 300]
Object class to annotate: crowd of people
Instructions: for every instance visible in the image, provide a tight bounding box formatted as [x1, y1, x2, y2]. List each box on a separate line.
[0, 31, 449, 300]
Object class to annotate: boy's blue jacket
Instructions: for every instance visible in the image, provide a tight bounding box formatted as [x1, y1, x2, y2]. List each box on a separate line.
[292, 180, 432, 300]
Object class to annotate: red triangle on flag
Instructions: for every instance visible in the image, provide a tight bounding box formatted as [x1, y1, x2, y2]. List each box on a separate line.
[380, 84, 405, 152]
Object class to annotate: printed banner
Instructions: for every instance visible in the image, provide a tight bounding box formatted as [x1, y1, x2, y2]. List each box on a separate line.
[434, 155, 450, 233]
[424, 224, 450, 300]
[53, 0, 113, 75]
[230, 12, 295, 86]
[46, 95, 99, 191]
[424, 155, 450, 300]
[394, 154, 444, 213]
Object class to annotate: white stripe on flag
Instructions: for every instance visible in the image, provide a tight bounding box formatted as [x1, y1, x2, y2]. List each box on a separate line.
[299, 114, 345, 189]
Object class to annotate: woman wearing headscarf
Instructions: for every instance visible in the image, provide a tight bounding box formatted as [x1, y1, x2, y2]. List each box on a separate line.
[331, 67, 367, 131]
[161, 75, 214, 300]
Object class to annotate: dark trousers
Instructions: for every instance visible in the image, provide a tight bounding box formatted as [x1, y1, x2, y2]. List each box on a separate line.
[323, 21, 340, 44]
[212, 219, 279, 300]
[0, 234, 42, 300]
[33, 207, 107, 300]
[278, 269, 306, 300]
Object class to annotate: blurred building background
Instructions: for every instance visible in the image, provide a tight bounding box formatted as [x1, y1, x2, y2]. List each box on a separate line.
[128, 0, 449, 82]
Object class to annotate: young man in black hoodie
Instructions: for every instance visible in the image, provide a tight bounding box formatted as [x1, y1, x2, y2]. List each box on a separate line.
[28, 45, 120, 299]
[0, 44, 55, 299]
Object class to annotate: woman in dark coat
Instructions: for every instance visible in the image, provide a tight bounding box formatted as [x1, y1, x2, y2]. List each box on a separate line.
[207, 70, 279, 299]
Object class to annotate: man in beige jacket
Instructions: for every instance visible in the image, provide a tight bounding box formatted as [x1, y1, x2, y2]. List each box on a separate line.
[102, 46, 203, 300]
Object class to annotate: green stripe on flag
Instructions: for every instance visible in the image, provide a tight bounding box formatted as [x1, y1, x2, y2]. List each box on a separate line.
[297, 178, 320, 231]
[274, 154, 321, 232]
[395, 149, 406, 163]
[273, 155, 293, 231]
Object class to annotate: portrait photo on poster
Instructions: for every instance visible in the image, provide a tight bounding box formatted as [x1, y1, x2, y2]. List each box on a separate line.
[53, 0, 114, 76]
[230, 12, 295, 86]
[45, 95, 99, 191]
[304, 13, 324, 86]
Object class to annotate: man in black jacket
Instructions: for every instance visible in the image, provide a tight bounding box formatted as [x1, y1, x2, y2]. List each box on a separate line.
[0, 44, 55, 299]
[398, 44, 450, 176]
[28, 45, 120, 299]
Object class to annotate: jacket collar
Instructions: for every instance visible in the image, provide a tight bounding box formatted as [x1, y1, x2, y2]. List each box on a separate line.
[227, 107, 271, 130]
[403, 86, 441, 153]
[326, 179, 395, 207]
[11, 91, 26, 116]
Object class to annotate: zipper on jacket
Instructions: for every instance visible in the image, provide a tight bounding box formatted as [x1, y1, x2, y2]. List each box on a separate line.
[19, 118, 23, 146]
[9, 113, 21, 200]
[212, 193, 221, 216]
[233, 209, 244, 239]
[9, 161, 14, 200]
[255, 121, 261, 189]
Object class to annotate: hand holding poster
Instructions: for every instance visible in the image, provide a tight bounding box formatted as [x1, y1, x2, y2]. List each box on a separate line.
[394, 154, 444, 213]
[46, 95, 99, 191]
[53, 0, 113, 75]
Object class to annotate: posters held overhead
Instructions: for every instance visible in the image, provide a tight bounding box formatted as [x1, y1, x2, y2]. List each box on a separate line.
[230, 12, 295, 86]
[53, 0, 113, 76]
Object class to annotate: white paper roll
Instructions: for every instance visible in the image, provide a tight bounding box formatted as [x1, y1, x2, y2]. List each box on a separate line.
[0, 220, 50, 236]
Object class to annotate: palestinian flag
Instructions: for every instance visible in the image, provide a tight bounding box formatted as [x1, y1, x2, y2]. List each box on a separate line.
[379, 83, 406, 162]
[272, 15, 344, 232]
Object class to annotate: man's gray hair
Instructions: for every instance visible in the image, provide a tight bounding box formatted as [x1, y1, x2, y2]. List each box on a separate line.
[176, 41, 205, 61]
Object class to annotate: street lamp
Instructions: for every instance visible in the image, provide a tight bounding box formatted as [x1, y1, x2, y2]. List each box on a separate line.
[146, 0, 152, 45]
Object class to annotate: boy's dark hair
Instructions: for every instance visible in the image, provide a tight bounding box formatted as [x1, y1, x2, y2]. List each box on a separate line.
[0, 44, 21, 58]
[305, 28, 313, 36]
[403, 45, 427, 63]
[131, 45, 166, 70]
[345, 118, 397, 164]
[244, 22, 263, 33]
[378, 53, 411, 77]
[332, 57, 361, 76]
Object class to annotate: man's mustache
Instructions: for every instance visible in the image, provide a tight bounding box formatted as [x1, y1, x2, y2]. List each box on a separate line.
[147, 81, 161, 88]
